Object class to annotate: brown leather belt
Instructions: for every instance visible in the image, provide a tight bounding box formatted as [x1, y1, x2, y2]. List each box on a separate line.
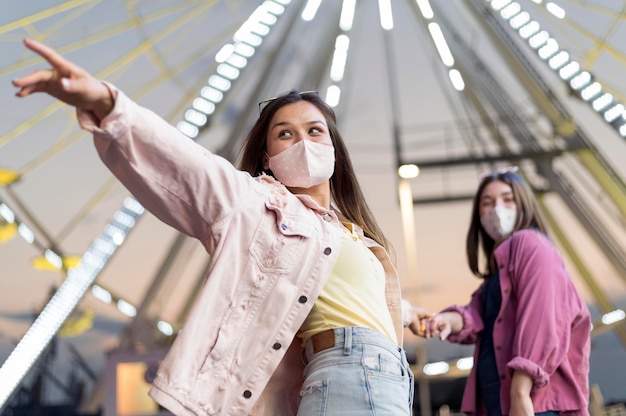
[310, 329, 336, 353]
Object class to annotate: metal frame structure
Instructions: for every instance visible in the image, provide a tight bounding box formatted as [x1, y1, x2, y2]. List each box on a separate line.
[1, 0, 625, 412]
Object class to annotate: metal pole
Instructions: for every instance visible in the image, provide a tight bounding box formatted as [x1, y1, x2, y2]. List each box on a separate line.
[399, 178, 432, 416]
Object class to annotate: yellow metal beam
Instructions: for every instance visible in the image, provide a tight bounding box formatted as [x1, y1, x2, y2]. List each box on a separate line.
[0, 0, 95, 35]
[1, 1, 219, 150]
[31, 3, 100, 44]
[3, 5, 226, 248]
[0, 1, 210, 77]
[466, 3, 626, 223]
[575, 148, 626, 219]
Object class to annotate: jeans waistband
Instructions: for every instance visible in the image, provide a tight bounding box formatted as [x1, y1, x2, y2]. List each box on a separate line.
[303, 327, 402, 364]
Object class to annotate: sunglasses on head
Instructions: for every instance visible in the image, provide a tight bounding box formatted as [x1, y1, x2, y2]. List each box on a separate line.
[258, 90, 319, 114]
[477, 166, 520, 180]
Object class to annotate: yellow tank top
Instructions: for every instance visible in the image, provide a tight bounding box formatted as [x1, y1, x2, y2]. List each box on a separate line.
[298, 222, 396, 343]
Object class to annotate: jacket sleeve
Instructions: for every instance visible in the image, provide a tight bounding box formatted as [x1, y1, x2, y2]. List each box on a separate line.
[505, 230, 574, 390]
[441, 286, 485, 345]
[77, 83, 256, 245]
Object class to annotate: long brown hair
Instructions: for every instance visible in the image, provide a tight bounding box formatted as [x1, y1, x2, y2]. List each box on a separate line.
[466, 171, 548, 278]
[238, 90, 392, 252]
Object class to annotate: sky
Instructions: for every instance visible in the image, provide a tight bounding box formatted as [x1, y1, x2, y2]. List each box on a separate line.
[1, 0, 625, 408]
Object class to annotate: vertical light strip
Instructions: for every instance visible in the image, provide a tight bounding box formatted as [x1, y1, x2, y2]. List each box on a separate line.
[329, 35, 350, 81]
[415, 0, 434, 19]
[0, 198, 144, 407]
[0, 0, 293, 409]
[377, 0, 394, 30]
[301, 0, 322, 21]
[428, 22, 454, 67]
[324, 0, 357, 107]
[419, 0, 466, 92]
[2, 193, 167, 327]
[177, 0, 289, 139]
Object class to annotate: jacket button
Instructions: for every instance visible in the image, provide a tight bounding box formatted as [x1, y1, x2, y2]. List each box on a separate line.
[298, 295, 308, 303]
[500, 374, 506, 380]
[503, 288, 510, 294]
[280, 223, 288, 230]
[499, 263, 504, 269]
[272, 343, 281, 350]
[323, 247, 332, 255]
[496, 345, 502, 351]
[322, 213, 332, 222]
[243, 390, 252, 399]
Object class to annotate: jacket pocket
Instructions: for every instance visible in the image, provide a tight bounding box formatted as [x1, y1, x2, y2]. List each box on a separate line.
[249, 209, 314, 275]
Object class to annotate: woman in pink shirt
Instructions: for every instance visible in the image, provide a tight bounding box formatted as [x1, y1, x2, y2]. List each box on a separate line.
[424, 168, 591, 416]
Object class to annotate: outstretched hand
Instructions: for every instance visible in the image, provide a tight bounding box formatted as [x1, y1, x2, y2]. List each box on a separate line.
[406, 305, 435, 337]
[423, 313, 452, 340]
[12, 39, 114, 120]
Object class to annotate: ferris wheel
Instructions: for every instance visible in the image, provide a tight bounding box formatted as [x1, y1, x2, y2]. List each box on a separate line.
[0, 0, 625, 411]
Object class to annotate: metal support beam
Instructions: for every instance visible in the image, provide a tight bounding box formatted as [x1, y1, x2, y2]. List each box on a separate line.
[465, 0, 626, 220]
[405, 147, 582, 169]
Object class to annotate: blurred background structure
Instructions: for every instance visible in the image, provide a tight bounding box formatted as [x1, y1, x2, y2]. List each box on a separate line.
[1, 0, 625, 415]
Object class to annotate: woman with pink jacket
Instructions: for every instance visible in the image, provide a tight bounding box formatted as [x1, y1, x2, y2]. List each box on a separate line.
[13, 39, 429, 416]
[423, 168, 591, 416]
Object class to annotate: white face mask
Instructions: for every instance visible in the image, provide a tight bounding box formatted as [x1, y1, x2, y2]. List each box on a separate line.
[268, 140, 335, 188]
[480, 205, 517, 242]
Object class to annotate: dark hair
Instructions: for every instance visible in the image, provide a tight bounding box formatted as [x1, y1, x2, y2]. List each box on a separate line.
[238, 90, 392, 253]
[466, 171, 548, 278]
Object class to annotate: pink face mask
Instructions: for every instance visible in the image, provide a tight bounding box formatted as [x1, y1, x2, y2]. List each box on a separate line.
[268, 140, 335, 188]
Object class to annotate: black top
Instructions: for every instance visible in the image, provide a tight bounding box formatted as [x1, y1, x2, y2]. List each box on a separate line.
[477, 270, 503, 416]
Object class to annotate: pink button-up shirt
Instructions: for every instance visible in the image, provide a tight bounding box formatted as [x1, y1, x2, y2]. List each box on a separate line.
[443, 229, 590, 416]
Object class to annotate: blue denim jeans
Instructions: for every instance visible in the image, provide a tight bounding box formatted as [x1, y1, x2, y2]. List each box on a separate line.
[297, 327, 414, 415]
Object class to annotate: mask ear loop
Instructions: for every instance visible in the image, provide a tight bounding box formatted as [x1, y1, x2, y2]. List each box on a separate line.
[263, 152, 270, 170]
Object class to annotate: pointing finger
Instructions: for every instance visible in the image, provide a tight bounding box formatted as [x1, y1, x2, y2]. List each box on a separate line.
[23, 38, 73, 70]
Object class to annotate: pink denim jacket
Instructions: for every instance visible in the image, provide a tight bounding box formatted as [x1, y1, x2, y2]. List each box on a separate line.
[77, 85, 407, 416]
[443, 229, 590, 416]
